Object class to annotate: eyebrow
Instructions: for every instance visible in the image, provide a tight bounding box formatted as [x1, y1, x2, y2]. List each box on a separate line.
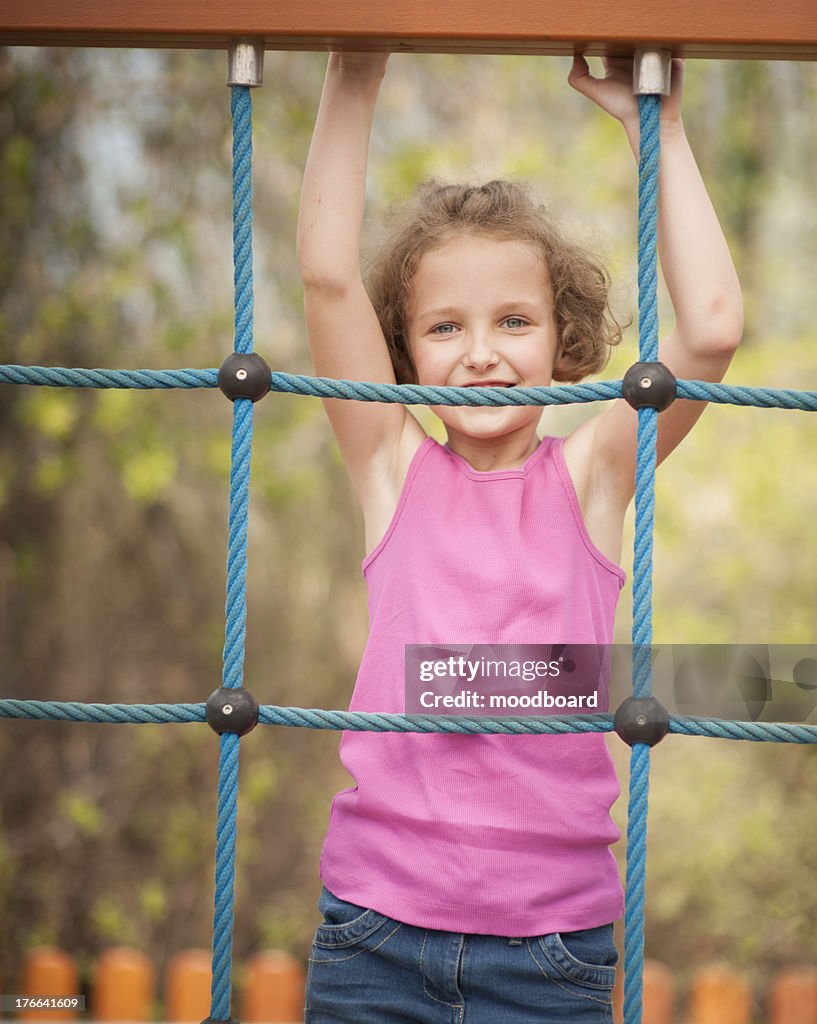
[415, 307, 460, 323]
[414, 301, 549, 324]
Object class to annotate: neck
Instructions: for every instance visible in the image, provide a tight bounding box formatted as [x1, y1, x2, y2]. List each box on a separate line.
[444, 428, 541, 472]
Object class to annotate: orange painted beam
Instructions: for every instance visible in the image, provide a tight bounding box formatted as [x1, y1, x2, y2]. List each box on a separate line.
[1, 0, 816, 59]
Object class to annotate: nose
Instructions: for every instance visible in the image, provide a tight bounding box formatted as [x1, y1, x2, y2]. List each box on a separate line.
[462, 329, 500, 371]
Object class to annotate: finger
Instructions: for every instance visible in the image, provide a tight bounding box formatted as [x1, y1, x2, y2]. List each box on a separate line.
[569, 53, 590, 75]
[568, 53, 596, 91]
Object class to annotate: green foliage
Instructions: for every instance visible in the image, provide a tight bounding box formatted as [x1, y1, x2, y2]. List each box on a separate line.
[120, 445, 177, 504]
[641, 738, 817, 982]
[243, 758, 279, 807]
[18, 391, 80, 440]
[648, 336, 817, 643]
[57, 791, 105, 838]
[138, 879, 168, 921]
[91, 894, 138, 945]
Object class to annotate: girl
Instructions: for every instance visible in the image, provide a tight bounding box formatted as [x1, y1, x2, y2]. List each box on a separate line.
[297, 51, 742, 1023]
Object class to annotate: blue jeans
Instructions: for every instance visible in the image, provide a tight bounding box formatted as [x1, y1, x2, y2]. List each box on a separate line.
[305, 886, 619, 1023]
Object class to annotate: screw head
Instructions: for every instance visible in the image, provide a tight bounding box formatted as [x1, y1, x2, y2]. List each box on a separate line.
[622, 361, 677, 412]
[613, 696, 670, 747]
[205, 686, 260, 736]
[217, 352, 272, 403]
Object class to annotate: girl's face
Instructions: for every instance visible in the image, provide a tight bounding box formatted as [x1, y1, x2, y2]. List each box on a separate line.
[406, 233, 559, 445]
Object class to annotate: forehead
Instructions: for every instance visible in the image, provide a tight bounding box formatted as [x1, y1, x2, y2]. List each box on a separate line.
[409, 234, 551, 310]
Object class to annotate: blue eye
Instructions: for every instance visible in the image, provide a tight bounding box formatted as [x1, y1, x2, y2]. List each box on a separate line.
[504, 316, 527, 329]
[431, 323, 457, 335]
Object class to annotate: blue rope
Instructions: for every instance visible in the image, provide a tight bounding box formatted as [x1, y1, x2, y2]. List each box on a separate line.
[5, 364, 817, 413]
[212, 732, 239, 1019]
[624, 743, 651, 1023]
[222, 398, 253, 695]
[623, 93, 662, 1024]
[4, 699, 817, 744]
[4, 362, 817, 413]
[0, 366, 217, 388]
[232, 86, 254, 357]
[207, 83, 256, 1023]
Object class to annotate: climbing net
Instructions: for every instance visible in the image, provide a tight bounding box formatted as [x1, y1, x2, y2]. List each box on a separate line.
[2, 45, 817, 1024]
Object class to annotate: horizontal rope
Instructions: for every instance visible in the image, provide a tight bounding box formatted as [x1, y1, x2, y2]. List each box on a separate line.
[668, 716, 817, 743]
[0, 700, 206, 724]
[675, 380, 817, 411]
[3, 364, 817, 412]
[0, 365, 218, 389]
[269, 373, 622, 406]
[257, 707, 613, 734]
[2, 699, 817, 742]
[0, 698, 611, 733]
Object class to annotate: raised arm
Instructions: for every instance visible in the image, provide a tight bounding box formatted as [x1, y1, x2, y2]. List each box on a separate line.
[567, 55, 743, 501]
[297, 52, 412, 502]
[298, 52, 388, 292]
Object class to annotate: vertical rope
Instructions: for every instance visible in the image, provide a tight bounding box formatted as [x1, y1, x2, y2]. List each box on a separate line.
[210, 731, 240, 1019]
[623, 91, 662, 1024]
[231, 86, 255, 357]
[208, 83, 256, 1023]
[632, 92, 661, 680]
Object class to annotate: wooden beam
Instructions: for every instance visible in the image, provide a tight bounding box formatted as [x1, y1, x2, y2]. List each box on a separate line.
[1, 0, 816, 60]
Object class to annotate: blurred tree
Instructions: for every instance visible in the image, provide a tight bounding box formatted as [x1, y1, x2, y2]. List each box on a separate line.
[1, 45, 816, 1003]
[0, 46, 365, 985]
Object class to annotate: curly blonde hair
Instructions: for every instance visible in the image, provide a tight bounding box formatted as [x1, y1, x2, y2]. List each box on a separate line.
[364, 180, 629, 384]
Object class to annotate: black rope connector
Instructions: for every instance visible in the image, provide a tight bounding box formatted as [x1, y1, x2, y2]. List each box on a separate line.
[206, 686, 259, 736]
[217, 352, 271, 402]
[622, 361, 677, 411]
[613, 696, 670, 747]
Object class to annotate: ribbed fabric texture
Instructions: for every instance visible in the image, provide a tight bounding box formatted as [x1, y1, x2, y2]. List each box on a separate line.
[320, 434, 627, 935]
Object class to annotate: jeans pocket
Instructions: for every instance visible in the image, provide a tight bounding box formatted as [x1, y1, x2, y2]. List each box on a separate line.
[313, 886, 395, 951]
[535, 924, 618, 990]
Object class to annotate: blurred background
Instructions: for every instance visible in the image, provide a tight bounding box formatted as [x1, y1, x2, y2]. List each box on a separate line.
[1, 45, 817, 1010]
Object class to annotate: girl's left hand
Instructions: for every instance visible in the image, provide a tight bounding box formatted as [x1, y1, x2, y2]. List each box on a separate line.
[568, 54, 684, 131]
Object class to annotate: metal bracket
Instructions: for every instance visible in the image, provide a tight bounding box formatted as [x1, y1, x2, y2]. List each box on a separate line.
[633, 48, 673, 95]
[227, 40, 265, 87]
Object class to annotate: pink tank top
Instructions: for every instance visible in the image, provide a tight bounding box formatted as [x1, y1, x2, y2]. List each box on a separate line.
[319, 434, 627, 935]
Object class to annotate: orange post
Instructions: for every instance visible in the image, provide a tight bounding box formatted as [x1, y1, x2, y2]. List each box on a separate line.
[92, 948, 155, 1021]
[688, 963, 753, 1024]
[19, 948, 79, 1021]
[768, 966, 817, 1024]
[613, 960, 677, 1024]
[241, 951, 306, 1023]
[165, 949, 213, 1023]
[643, 960, 677, 1024]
